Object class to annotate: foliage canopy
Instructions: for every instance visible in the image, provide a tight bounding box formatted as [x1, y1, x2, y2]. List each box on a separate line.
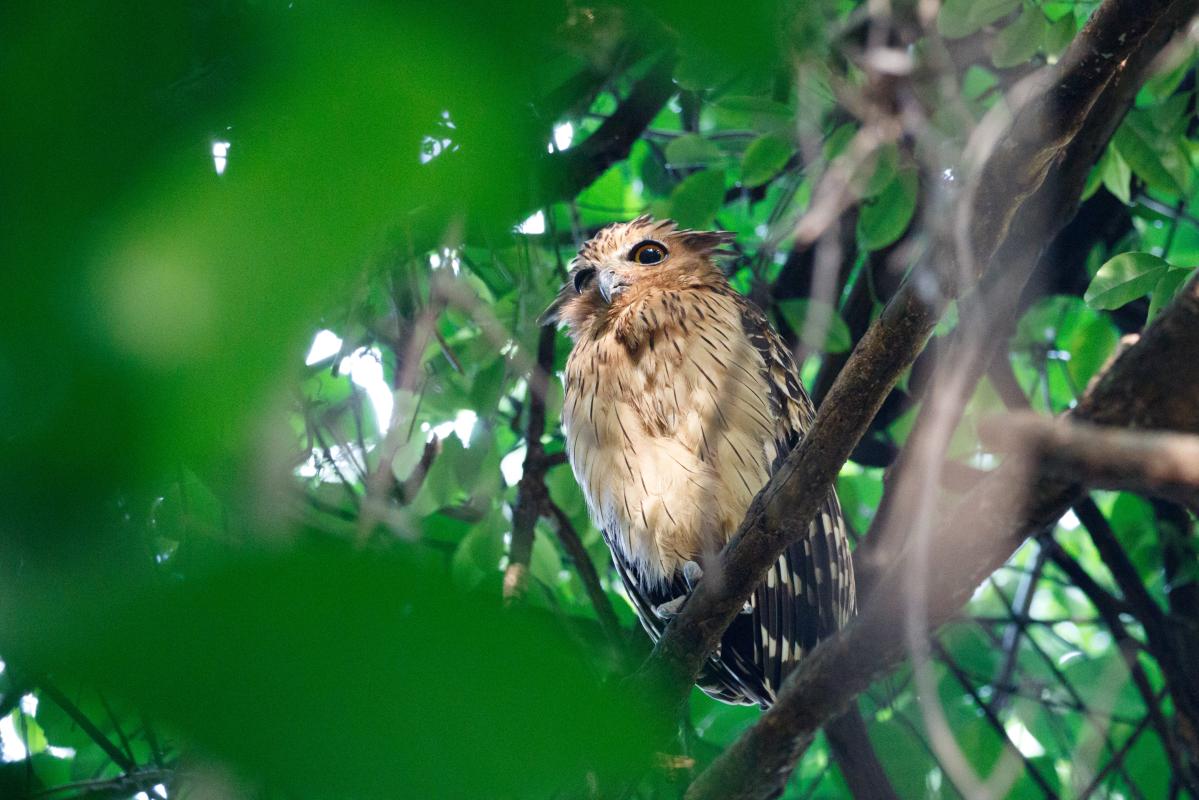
[2, 1, 1199, 798]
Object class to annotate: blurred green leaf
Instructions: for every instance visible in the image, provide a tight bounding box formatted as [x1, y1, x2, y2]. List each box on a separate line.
[669, 169, 726, 228]
[938, 0, 1020, 39]
[992, 7, 1048, 68]
[869, 716, 936, 796]
[1045, 13, 1077, 57]
[9, 547, 654, 799]
[862, 143, 900, 198]
[776, 300, 852, 353]
[740, 134, 795, 188]
[1125, 731, 1170, 798]
[452, 515, 506, 590]
[857, 168, 917, 251]
[665, 134, 725, 168]
[1148, 266, 1196, 320]
[1101, 145, 1133, 204]
[1114, 121, 1183, 195]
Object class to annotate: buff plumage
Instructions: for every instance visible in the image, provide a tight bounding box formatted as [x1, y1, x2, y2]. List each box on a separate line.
[544, 216, 855, 706]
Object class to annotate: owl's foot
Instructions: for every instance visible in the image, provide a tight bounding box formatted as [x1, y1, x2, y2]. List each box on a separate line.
[654, 562, 752, 619]
[653, 595, 687, 620]
[655, 561, 703, 619]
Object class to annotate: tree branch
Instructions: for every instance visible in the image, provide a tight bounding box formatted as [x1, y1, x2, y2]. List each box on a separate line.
[981, 412, 1199, 510]
[856, 0, 1197, 586]
[535, 55, 677, 207]
[643, 0, 1196, 724]
[38, 679, 137, 774]
[543, 496, 625, 649]
[503, 325, 556, 601]
[684, 270, 1199, 800]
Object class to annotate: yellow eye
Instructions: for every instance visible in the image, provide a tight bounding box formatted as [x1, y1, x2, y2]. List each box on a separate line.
[629, 240, 667, 265]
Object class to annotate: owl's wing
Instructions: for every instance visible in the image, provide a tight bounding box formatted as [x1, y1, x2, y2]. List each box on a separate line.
[734, 295, 857, 698]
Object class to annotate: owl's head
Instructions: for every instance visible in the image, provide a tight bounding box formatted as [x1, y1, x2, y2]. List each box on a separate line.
[540, 215, 735, 332]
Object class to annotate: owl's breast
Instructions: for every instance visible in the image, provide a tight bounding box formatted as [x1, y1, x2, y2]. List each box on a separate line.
[561, 290, 780, 586]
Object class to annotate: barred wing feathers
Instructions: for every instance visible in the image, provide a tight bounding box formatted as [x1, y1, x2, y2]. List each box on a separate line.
[732, 294, 857, 703]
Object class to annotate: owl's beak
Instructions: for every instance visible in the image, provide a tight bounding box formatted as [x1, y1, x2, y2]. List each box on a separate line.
[597, 269, 628, 305]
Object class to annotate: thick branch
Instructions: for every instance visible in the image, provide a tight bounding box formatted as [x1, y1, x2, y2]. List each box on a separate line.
[645, 0, 1195, 719]
[964, 0, 1183, 273]
[535, 56, 677, 205]
[643, 279, 940, 703]
[684, 272, 1199, 800]
[857, 0, 1195, 590]
[981, 412, 1199, 509]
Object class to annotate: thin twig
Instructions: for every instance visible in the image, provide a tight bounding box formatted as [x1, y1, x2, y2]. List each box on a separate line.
[38, 680, 136, 773]
[543, 497, 625, 650]
[933, 641, 1058, 799]
[503, 325, 557, 602]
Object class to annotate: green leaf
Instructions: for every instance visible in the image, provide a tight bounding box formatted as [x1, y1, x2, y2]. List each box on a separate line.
[870, 718, 937, 797]
[1101, 145, 1132, 204]
[1059, 301, 1119, 390]
[1113, 122, 1183, 195]
[451, 516, 505, 589]
[8, 712, 48, 756]
[713, 95, 793, 118]
[857, 168, 917, 251]
[1044, 13, 1076, 57]
[529, 527, 564, 586]
[668, 169, 726, 228]
[962, 65, 1000, 102]
[1125, 731, 1169, 799]
[992, 8, 1047, 68]
[1140, 52, 1195, 102]
[823, 122, 857, 160]
[674, 50, 735, 91]
[937, 0, 1019, 39]
[1148, 266, 1196, 320]
[664, 134, 724, 168]
[1084, 252, 1170, 310]
[776, 300, 852, 353]
[740, 133, 795, 187]
[863, 143, 899, 197]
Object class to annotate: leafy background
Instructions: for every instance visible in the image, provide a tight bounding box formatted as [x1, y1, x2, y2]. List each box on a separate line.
[1, 1, 1197, 798]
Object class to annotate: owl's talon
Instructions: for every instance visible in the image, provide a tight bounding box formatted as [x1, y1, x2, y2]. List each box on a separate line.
[682, 560, 703, 591]
[654, 595, 687, 620]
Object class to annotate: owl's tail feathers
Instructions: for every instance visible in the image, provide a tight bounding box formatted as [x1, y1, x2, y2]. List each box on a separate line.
[824, 703, 899, 800]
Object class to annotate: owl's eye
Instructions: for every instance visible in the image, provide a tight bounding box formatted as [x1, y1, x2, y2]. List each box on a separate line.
[572, 267, 597, 293]
[629, 240, 668, 265]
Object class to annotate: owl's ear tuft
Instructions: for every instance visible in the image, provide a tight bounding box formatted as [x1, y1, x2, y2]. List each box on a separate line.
[677, 230, 736, 255]
[538, 294, 564, 326]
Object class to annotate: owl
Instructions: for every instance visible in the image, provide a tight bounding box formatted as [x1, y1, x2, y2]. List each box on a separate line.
[542, 216, 855, 707]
